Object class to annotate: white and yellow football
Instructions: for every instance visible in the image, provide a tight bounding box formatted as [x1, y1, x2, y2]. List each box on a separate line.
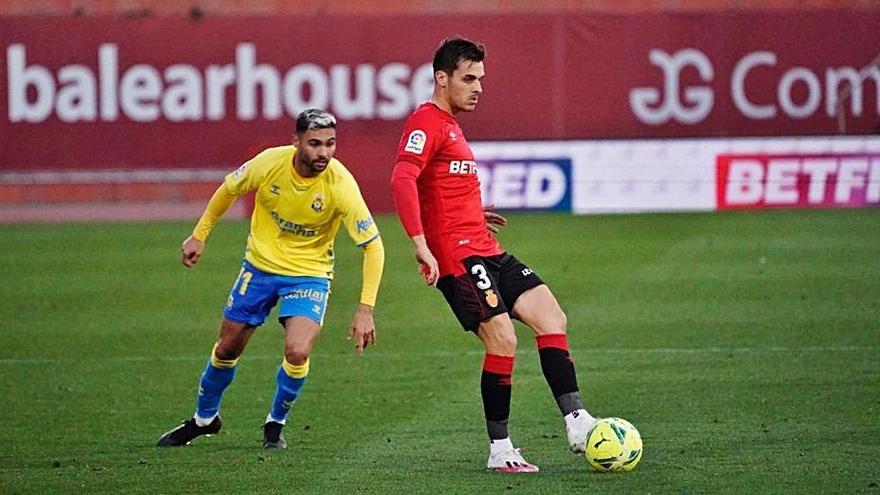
[585, 417, 643, 472]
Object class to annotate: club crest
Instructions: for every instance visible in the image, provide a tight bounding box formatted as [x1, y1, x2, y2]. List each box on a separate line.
[485, 289, 499, 308]
[311, 193, 325, 212]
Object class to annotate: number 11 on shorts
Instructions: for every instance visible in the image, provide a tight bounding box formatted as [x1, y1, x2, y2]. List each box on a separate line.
[232, 267, 254, 295]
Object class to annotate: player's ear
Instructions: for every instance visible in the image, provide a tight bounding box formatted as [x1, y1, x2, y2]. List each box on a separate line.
[435, 70, 448, 88]
[292, 132, 300, 147]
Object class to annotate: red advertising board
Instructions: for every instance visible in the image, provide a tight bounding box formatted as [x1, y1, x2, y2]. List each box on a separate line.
[2, 12, 879, 211]
[716, 153, 880, 209]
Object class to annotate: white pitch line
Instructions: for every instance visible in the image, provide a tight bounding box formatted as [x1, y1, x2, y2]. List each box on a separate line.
[0, 346, 876, 365]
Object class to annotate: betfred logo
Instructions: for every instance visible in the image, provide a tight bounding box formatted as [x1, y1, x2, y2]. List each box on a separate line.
[717, 154, 880, 209]
[477, 158, 572, 210]
[449, 160, 477, 174]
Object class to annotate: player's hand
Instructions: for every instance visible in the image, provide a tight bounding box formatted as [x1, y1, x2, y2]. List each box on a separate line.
[181, 235, 205, 268]
[484, 204, 507, 234]
[415, 245, 439, 286]
[409, 234, 439, 286]
[347, 304, 376, 355]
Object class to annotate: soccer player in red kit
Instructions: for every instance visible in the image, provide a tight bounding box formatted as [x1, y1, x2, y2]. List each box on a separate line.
[391, 38, 598, 473]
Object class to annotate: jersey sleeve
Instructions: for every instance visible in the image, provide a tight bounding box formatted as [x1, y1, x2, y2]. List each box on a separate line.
[223, 149, 272, 195]
[191, 183, 238, 241]
[391, 161, 424, 237]
[395, 111, 444, 170]
[338, 174, 380, 247]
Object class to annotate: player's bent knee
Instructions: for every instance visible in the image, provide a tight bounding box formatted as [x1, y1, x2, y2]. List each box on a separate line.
[500, 339, 517, 356]
[283, 346, 310, 366]
[477, 314, 519, 355]
[534, 308, 568, 335]
[555, 310, 568, 332]
[214, 343, 243, 361]
[482, 331, 517, 355]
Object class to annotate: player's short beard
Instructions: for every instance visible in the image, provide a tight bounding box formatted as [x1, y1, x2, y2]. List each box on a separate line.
[303, 156, 328, 175]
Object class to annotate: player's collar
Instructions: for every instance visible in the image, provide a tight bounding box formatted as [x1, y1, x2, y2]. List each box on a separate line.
[426, 100, 456, 120]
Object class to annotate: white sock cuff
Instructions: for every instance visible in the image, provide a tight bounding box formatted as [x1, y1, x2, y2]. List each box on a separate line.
[193, 413, 217, 427]
[565, 409, 595, 424]
[266, 413, 287, 425]
[566, 408, 591, 419]
[489, 437, 513, 455]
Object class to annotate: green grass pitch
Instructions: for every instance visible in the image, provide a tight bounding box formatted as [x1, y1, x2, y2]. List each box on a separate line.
[1, 209, 878, 494]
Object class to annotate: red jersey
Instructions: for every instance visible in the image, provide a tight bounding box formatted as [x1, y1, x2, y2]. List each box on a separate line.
[391, 102, 502, 277]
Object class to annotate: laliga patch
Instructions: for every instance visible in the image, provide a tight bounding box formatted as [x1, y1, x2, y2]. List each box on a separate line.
[484, 289, 499, 308]
[404, 130, 427, 154]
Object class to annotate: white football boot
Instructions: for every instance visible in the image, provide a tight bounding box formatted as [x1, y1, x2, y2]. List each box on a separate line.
[565, 409, 597, 454]
[487, 440, 540, 473]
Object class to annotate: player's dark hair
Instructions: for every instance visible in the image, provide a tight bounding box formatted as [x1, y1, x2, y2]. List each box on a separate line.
[433, 37, 486, 75]
[296, 109, 337, 134]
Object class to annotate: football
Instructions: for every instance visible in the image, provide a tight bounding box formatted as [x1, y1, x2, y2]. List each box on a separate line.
[585, 417, 643, 472]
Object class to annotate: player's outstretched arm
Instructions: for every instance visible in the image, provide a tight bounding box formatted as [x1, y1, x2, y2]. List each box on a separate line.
[182, 183, 238, 268]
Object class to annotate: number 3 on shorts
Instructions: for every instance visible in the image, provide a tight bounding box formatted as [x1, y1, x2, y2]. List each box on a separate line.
[470, 264, 491, 290]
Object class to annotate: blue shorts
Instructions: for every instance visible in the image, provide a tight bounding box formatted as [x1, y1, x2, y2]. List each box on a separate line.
[223, 260, 331, 327]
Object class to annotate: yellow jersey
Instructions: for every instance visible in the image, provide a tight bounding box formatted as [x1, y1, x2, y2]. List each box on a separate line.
[224, 145, 379, 278]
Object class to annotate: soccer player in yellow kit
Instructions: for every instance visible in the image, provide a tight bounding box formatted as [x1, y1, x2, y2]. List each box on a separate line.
[157, 109, 384, 449]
